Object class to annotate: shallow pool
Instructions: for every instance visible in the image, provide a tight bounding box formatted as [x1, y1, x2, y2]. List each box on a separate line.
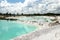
[0, 20, 37, 40]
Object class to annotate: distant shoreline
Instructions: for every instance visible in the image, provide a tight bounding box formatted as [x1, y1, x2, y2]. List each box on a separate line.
[0, 13, 60, 16]
[0, 13, 60, 20]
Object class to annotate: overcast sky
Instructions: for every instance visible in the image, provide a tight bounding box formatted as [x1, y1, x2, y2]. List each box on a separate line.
[0, 0, 60, 14]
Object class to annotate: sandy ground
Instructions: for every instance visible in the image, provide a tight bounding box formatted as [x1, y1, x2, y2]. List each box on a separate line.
[11, 24, 60, 40]
[10, 16, 60, 40]
[32, 24, 60, 40]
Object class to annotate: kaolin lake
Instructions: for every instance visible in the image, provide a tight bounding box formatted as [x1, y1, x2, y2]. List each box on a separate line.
[0, 20, 37, 40]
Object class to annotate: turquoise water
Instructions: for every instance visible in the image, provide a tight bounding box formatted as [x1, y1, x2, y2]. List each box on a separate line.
[0, 20, 37, 40]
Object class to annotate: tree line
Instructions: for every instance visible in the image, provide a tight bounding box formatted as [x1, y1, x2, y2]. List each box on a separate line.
[0, 12, 60, 17]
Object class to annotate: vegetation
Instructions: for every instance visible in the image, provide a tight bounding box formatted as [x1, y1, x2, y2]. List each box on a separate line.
[0, 12, 60, 17]
[0, 12, 60, 20]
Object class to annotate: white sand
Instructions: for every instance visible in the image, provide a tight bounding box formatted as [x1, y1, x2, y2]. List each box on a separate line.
[32, 24, 60, 40]
[11, 16, 60, 40]
[11, 24, 60, 40]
